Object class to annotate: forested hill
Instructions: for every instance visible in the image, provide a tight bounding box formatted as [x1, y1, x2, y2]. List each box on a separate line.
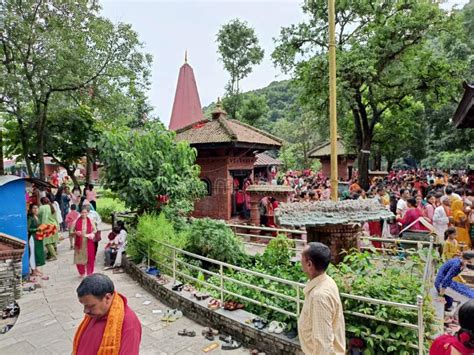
[203, 80, 300, 126]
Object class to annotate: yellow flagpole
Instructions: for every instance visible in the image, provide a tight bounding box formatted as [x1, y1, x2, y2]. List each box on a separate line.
[328, 0, 338, 201]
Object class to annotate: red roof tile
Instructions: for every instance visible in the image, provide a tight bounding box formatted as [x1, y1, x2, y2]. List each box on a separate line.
[175, 117, 282, 149]
[169, 62, 205, 131]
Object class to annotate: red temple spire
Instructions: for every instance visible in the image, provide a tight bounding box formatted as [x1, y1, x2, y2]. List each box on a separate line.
[169, 53, 206, 131]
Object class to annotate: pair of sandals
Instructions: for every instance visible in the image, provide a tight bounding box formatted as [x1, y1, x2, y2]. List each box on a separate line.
[171, 282, 184, 291]
[161, 309, 182, 322]
[178, 329, 196, 337]
[208, 298, 221, 310]
[268, 321, 286, 334]
[194, 292, 210, 301]
[219, 335, 242, 350]
[247, 317, 268, 330]
[157, 275, 170, 285]
[183, 284, 196, 293]
[223, 300, 244, 311]
[202, 327, 219, 341]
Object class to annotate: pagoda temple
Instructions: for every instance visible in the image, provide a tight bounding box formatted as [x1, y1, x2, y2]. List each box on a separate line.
[169, 57, 282, 220]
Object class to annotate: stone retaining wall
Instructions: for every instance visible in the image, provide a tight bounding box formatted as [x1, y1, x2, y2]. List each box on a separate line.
[123, 257, 303, 355]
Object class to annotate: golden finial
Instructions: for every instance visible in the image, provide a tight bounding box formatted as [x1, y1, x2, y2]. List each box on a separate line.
[185, 50, 188, 63]
[216, 97, 221, 107]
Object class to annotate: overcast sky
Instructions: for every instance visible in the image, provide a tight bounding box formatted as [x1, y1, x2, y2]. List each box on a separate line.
[101, 0, 469, 126]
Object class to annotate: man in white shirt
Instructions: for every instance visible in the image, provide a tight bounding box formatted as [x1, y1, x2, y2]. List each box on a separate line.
[396, 189, 410, 217]
[298, 243, 345, 354]
[433, 196, 451, 244]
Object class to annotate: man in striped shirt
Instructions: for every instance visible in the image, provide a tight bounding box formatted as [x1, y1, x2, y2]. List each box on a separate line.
[298, 242, 346, 354]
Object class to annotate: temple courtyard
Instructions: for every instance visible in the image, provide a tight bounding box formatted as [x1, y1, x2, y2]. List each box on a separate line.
[0, 226, 249, 355]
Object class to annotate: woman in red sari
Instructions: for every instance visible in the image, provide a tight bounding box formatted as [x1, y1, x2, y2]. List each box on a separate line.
[73, 208, 96, 277]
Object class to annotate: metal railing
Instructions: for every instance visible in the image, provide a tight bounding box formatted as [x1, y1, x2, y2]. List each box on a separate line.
[130, 237, 428, 354]
[226, 223, 306, 252]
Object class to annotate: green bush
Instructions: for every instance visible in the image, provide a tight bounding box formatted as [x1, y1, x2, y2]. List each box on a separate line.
[185, 218, 247, 265]
[127, 213, 187, 268]
[96, 197, 127, 223]
[205, 241, 436, 353]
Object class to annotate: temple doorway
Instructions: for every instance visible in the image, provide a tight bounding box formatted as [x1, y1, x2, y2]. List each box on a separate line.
[230, 169, 252, 217]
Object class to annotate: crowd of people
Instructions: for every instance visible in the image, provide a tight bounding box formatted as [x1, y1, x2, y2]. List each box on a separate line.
[25, 181, 126, 280]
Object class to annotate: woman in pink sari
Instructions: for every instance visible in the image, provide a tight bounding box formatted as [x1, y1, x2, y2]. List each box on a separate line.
[399, 198, 429, 232]
[73, 208, 96, 277]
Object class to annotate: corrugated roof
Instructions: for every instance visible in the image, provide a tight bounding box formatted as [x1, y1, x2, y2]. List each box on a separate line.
[308, 138, 354, 158]
[254, 152, 283, 167]
[175, 117, 282, 149]
[275, 199, 394, 227]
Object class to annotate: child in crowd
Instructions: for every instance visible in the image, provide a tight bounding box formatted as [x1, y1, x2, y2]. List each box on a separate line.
[65, 204, 80, 249]
[443, 227, 460, 262]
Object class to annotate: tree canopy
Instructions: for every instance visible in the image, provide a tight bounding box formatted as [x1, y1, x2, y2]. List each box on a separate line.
[273, 0, 470, 188]
[1, 0, 151, 179]
[216, 18, 264, 119]
[99, 122, 205, 215]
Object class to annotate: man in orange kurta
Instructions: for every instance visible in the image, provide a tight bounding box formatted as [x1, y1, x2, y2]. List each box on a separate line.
[73, 274, 142, 355]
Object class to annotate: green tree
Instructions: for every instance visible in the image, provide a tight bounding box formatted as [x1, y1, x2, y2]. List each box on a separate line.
[45, 105, 100, 186]
[99, 122, 205, 215]
[216, 19, 264, 119]
[1, 0, 151, 179]
[273, 110, 320, 170]
[372, 98, 427, 171]
[273, 1, 466, 189]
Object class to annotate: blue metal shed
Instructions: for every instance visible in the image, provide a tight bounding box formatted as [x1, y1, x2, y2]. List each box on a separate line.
[0, 176, 29, 276]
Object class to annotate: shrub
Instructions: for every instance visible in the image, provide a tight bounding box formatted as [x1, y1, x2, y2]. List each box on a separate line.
[96, 197, 127, 223]
[127, 213, 187, 268]
[185, 218, 247, 265]
[205, 245, 436, 353]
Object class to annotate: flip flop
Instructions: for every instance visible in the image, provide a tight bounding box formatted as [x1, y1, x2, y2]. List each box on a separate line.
[207, 299, 221, 310]
[202, 342, 219, 353]
[195, 292, 210, 301]
[172, 282, 184, 291]
[268, 321, 278, 333]
[274, 322, 286, 334]
[168, 309, 183, 322]
[202, 327, 219, 336]
[178, 329, 196, 337]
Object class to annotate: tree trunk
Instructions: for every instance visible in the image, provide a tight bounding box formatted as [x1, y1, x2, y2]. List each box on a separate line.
[37, 135, 46, 180]
[85, 148, 93, 184]
[66, 166, 79, 187]
[358, 138, 372, 191]
[387, 159, 394, 172]
[0, 130, 4, 175]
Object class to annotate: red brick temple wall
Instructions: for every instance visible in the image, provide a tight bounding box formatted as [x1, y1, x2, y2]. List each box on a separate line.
[192, 155, 256, 221]
[320, 157, 355, 181]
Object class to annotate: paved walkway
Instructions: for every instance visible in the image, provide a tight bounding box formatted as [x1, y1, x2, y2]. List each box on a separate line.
[0, 229, 249, 355]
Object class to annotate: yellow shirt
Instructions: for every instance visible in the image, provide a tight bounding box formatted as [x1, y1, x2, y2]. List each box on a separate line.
[443, 239, 459, 261]
[298, 273, 346, 355]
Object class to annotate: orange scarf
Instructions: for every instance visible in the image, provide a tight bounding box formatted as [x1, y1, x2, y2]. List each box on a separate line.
[73, 292, 125, 355]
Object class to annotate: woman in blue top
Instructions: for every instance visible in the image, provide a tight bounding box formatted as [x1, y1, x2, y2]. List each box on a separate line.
[435, 251, 474, 311]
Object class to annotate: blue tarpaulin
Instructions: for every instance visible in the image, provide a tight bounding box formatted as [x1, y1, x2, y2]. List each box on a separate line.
[0, 176, 29, 275]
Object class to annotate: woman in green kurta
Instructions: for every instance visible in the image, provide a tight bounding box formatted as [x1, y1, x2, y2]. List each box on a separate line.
[39, 197, 59, 261]
[27, 204, 46, 275]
